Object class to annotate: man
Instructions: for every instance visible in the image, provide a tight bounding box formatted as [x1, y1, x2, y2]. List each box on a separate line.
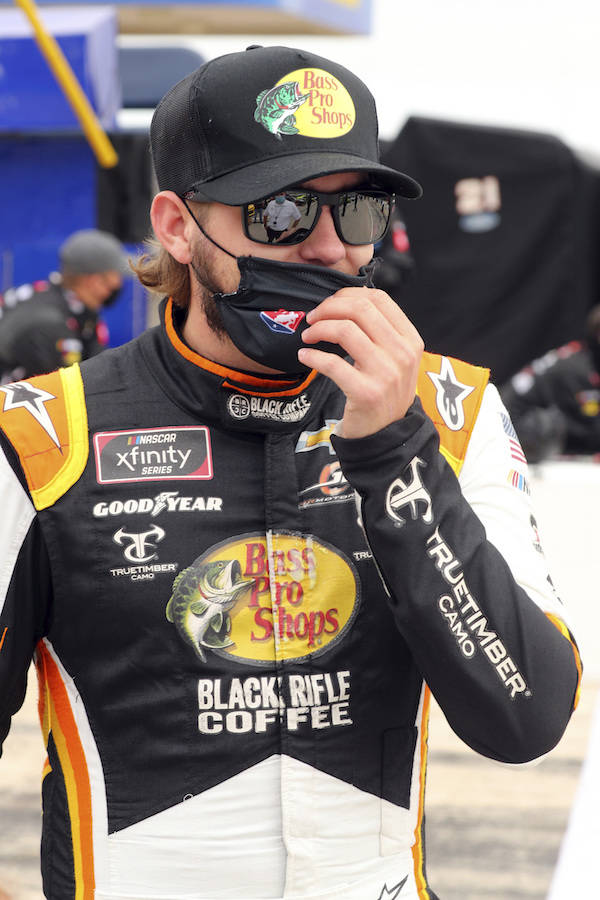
[0, 228, 128, 383]
[500, 305, 600, 462]
[262, 192, 302, 242]
[0, 45, 581, 900]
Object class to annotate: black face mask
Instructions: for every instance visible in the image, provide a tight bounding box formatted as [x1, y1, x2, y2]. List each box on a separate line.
[185, 202, 377, 374]
[212, 255, 377, 374]
[102, 287, 122, 308]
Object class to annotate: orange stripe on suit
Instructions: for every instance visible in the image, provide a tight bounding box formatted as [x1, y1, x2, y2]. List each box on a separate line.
[36, 642, 95, 899]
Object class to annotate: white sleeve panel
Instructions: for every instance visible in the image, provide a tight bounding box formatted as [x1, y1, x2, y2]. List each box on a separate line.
[458, 383, 568, 624]
[0, 445, 35, 616]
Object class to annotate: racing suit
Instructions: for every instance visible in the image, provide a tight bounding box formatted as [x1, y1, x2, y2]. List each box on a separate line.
[0, 298, 581, 900]
[0, 278, 107, 383]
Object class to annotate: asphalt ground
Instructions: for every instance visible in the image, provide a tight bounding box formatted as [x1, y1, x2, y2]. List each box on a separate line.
[0, 669, 596, 900]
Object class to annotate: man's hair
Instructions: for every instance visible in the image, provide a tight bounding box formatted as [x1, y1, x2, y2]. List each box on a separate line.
[131, 239, 191, 310]
[131, 202, 209, 310]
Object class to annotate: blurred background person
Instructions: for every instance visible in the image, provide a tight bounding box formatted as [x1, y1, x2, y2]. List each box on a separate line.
[499, 305, 600, 463]
[0, 228, 128, 384]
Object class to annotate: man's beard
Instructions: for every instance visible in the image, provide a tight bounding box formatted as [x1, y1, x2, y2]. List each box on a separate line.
[190, 250, 230, 340]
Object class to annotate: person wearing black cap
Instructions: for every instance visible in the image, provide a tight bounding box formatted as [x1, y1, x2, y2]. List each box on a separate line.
[0, 46, 581, 900]
[0, 228, 128, 383]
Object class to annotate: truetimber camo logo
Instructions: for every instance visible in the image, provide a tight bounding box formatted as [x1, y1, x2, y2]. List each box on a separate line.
[255, 69, 355, 139]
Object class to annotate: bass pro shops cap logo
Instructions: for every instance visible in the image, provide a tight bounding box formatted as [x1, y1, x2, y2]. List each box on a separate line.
[255, 69, 355, 140]
[166, 533, 360, 665]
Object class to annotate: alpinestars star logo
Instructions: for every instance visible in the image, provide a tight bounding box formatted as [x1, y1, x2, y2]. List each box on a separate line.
[386, 457, 433, 527]
[427, 356, 474, 431]
[0, 381, 60, 447]
[377, 875, 408, 899]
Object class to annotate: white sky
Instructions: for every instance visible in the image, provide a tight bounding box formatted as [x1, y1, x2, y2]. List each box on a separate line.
[121, 0, 600, 155]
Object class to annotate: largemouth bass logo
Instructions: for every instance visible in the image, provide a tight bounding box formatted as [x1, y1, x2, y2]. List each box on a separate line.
[254, 81, 309, 139]
[255, 69, 355, 140]
[166, 559, 252, 662]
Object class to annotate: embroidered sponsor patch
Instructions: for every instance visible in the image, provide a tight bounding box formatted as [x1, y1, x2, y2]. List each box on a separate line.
[426, 357, 475, 431]
[296, 420, 339, 454]
[507, 469, 531, 495]
[226, 392, 311, 423]
[298, 460, 353, 508]
[94, 426, 213, 483]
[500, 412, 527, 463]
[0, 381, 60, 447]
[426, 526, 530, 698]
[386, 456, 433, 527]
[255, 68, 355, 140]
[93, 491, 222, 517]
[259, 309, 305, 334]
[167, 532, 360, 666]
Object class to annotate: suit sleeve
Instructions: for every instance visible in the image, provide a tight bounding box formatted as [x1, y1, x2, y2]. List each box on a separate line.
[331, 387, 581, 765]
[0, 439, 51, 755]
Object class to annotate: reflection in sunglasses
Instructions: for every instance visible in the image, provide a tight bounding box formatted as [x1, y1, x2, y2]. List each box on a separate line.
[243, 189, 394, 247]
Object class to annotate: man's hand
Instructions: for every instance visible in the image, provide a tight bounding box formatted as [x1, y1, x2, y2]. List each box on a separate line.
[298, 288, 424, 439]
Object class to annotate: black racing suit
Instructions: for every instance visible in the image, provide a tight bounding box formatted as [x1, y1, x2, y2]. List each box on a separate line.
[0, 277, 107, 383]
[0, 298, 581, 899]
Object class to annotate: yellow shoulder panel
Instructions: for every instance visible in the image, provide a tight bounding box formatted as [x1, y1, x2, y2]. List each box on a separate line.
[417, 352, 490, 477]
[0, 365, 89, 510]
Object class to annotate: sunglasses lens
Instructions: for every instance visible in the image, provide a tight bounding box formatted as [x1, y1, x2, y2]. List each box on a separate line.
[337, 192, 392, 244]
[244, 192, 318, 245]
[244, 190, 393, 246]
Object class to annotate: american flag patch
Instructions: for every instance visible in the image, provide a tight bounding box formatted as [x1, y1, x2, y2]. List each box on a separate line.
[508, 469, 530, 494]
[508, 438, 527, 464]
[501, 412, 518, 439]
[501, 413, 527, 463]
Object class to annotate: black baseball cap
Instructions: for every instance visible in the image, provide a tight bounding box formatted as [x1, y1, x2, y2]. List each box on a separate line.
[150, 44, 422, 205]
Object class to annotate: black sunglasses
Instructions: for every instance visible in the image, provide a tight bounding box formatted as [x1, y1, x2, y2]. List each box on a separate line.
[242, 188, 395, 247]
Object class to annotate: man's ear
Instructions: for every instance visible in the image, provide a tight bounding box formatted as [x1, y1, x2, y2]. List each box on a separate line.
[151, 191, 194, 264]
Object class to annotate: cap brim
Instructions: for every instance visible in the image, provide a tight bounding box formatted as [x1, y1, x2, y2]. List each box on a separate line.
[185, 152, 422, 204]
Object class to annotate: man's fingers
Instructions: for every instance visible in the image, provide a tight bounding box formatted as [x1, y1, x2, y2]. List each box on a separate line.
[306, 288, 423, 351]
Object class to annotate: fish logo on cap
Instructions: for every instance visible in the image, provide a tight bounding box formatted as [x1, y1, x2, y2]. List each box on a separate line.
[254, 81, 310, 139]
[255, 69, 356, 140]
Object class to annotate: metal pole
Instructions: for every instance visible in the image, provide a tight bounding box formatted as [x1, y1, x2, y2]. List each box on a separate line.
[13, 0, 119, 169]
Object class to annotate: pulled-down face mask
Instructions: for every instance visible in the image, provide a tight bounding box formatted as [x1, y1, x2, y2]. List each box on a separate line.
[186, 202, 377, 374]
[213, 255, 377, 373]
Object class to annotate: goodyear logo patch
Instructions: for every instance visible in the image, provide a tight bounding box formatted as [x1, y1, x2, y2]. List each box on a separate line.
[167, 532, 360, 665]
[255, 69, 355, 140]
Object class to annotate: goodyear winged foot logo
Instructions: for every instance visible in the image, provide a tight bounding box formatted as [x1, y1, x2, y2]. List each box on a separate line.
[255, 68, 355, 140]
[166, 533, 360, 665]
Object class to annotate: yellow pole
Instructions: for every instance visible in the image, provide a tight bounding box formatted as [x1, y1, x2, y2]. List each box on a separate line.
[14, 0, 119, 168]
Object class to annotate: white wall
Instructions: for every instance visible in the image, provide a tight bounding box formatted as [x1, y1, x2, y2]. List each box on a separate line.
[120, 0, 600, 152]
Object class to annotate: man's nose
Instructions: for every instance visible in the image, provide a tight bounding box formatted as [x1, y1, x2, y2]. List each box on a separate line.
[297, 205, 346, 267]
